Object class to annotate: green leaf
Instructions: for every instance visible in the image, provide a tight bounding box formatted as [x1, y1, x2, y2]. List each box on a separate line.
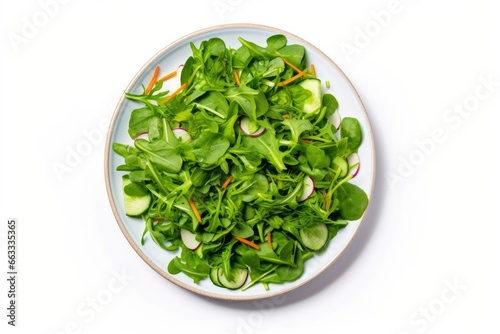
[191, 132, 230, 165]
[242, 131, 286, 171]
[134, 139, 183, 173]
[336, 182, 368, 220]
[282, 118, 313, 143]
[341, 117, 362, 152]
[128, 107, 154, 139]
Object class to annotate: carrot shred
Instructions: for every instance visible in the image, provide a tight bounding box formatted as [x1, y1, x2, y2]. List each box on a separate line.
[277, 72, 305, 87]
[235, 236, 260, 250]
[326, 198, 331, 211]
[152, 217, 164, 224]
[322, 191, 327, 198]
[281, 57, 306, 76]
[145, 66, 160, 94]
[311, 64, 316, 78]
[159, 70, 177, 82]
[300, 139, 311, 144]
[233, 69, 241, 86]
[283, 114, 290, 119]
[267, 232, 272, 249]
[221, 175, 233, 190]
[165, 82, 188, 103]
[188, 199, 202, 223]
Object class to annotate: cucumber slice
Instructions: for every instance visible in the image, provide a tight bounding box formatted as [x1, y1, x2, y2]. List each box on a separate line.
[332, 156, 349, 178]
[217, 268, 248, 290]
[209, 268, 223, 287]
[300, 223, 328, 251]
[122, 177, 151, 216]
[298, 78, 322, 114]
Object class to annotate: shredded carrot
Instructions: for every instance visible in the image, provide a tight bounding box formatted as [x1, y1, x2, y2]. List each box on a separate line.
[281, 57, 306, 76]
[326, 198, 331, 211]
[152, 217, 164, 224]
[311, 64, 316, 78]
[233, 69, 241, 86]
[221, 175, 233, 190]
[283, 114, 290, 119]
[188, 199, 202, 223]
[159, 69, 177, 82]
[165, 82, 188, 103]
[300, 139, 311, 144]
[145, 66, 160, 94]
[277, 72, 305, 87]
[235, 236, 260, 250]
[267, 232, 272, 249]
[322, 191, 327, 198]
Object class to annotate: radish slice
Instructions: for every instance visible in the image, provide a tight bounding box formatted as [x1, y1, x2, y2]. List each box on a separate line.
[297, 176, 315, 202]
[347, 152, 360, 178]
[172, 128, 191, 142]
[180, 228, 201, 250]
[331, 110, 341, 130]
[240, 116, 266, 137]
[134, 132, 149, 141]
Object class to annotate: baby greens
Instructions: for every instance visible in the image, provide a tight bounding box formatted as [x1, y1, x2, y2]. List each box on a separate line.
[113, 34, 368, 291]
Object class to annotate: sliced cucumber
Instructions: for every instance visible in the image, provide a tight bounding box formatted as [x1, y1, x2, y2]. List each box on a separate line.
[300, 223, 328, 251]
[332, 156, 349, 178]
[209, 268, 223, 287]
[122, 177, 151, 216]
[298, 78, 322, 114]
[217, 268, 248, 290]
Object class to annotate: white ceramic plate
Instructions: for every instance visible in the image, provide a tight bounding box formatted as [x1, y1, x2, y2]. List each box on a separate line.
[105, 24, 375, 300]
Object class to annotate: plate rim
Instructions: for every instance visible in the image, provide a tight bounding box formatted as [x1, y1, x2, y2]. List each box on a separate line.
[104, 23, 376, 301]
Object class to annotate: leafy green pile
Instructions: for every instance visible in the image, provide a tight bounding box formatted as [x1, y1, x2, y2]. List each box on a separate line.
[113, 34, 368, 291]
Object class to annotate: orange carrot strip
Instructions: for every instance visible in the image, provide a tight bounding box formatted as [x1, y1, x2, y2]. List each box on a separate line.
[145, 66, 160, 94]
[159, 70, 177, 82]
[153, 217, 165, 223]
[165, 82, 188, 103]
[283, 114, 290, 119]
[326, 198, 331, 211]
[300, 139, 311, 144]
[277, 72, 305, 87]
[188, 199, 202, 223]
[281, 57, 306, 76]
[311, 64, 316, 78]
[235, 236, 260, 250]
[322, 191, 327, 198]
[221, 175, 233, 190]
[267, 232, 272, 249]
[233, 69, 241, 86]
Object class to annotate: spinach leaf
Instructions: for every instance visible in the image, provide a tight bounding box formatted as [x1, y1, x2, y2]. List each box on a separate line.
[134, 139, 182, 173]
[336, 182, 369, 220]
[341, 117, 362, 152]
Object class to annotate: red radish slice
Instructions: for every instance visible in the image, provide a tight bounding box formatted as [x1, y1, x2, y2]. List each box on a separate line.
[297, 176, 315, 202]
[331, 110, 341, 130]
[240, 116, 266, 137]
[134, 132, 149, 141]
[347, 152, 360, 178]
[180, 228, 201, 250]
[172, 128, 191, 142]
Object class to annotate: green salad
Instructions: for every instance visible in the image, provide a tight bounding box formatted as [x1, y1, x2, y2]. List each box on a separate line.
[112, 34, 368, 291]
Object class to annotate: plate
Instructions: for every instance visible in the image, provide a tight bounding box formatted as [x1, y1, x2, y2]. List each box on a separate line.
[105, 24, 375, 300]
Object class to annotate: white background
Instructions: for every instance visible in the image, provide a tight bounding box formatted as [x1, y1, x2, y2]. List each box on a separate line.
[1, 0, 499, 333]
